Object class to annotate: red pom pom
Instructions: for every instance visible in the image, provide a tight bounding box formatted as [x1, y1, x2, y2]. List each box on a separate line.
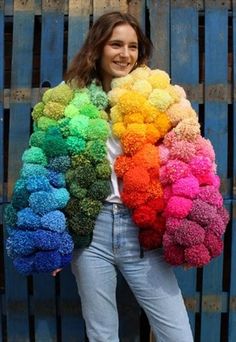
[139, 230, 162, 249]
[185, 244, 211, 267]
[121, 191, 149, 208]
[164, 245, 185, 265]
[204, 232, 223, 258]
[146, 198, 165, 212]
[132, 205, 156, 228]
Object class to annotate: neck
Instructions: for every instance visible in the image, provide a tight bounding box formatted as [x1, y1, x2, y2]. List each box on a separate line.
[101, 76, 112, 93]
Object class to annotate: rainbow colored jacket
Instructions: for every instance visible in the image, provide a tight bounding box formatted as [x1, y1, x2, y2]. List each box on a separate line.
[5, 66, 229, 275]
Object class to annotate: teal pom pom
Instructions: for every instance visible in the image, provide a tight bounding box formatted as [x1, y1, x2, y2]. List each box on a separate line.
[43, 129, 67, 158]
[85, 140, 107, 162]
[26, 175, 51, 192]
[66, 136, 86, 155]
[29, 131, 46, 148]
[87, 180, 111, 200]
[58, 117, 71, 138]
[48, 156, 71, 173]
[21, 163, 48, 179]
[22, 147, 47, 166]
[69, 115, 89, 139]
[87, 119, 110, 141]
[4, 205, 17, 227]
[88, 82, 109, 110]
[12, 179, 29, 209]
[29, 191, 58, 215]
[52, 188, 70, 208]
[79, 103, 100, 119]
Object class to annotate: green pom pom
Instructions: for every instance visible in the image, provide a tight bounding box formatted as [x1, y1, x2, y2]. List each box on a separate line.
[37, 116, 57, 131]
[87, 180, 111, 200]
[4, 204, 17, 226]
[22, 147, 47, 166]
[66, 136, 86, 155]
[71, 233, 93, 248]
[65, 169, 76, 184]
[80, 198, 102, 218]
[65, 198, 81, 216]
[87, 119, 110, 141]
[32, 102, 44, 121]
[85, 140, 107, 163]
[43, 83, 73, 105]
[64, 104, 80, 118]
[69, 213, 95, 235]
[79, 103, 100, 119]
[58, 117, 71, 138]
[43, 130, 67, 158]
[11, 179, 29, 209]
[29, 131, 46, 148]
[69, 115, 89, 139]
[73, 164, 96, 188]
[71, 154, 91, 168]
[88, 82, 109, 110]
[43, 101, 65, 120]
[69, 182, 87, 199]
[96, 160, 111, 179]
[70, 91, 90, 108]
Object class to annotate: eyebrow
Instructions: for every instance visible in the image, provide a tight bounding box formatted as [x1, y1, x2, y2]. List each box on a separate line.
[108, 39, 138, 45]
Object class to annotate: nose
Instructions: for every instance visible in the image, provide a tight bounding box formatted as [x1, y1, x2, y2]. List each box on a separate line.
[120, 46, 129, 57]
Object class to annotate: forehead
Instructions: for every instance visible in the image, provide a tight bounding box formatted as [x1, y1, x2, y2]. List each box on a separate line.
[108, 24, 138, 42]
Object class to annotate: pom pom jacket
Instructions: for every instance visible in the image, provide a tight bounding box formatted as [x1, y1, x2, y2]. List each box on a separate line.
[5, 66, 229, 274]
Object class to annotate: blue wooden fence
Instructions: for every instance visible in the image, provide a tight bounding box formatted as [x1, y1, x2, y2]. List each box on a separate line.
[0, 0, 234, 341]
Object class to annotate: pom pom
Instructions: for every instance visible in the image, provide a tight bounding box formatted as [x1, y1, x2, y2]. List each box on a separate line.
[132, 205, 157, 228]
[123, 166, 150, 192]
[48, 155, 71, 173]
[34, 251, 62, 273]
[174, 220, 205, 247]
[139, 230, 163, 249]
[26, 175, 51, 192]
[165, 196, 192, 219]
[172, 176, 200, 199]
[189, 199, 217, 226]
[41, 210, 66, 232]
[164, 245, 185, 265]
[33, 230, 61, 250]
[4, 205, 17, 227]
[17, 208, 41, 230]
[22, 147, 47, 166]
[185, 244, 211, 267]
[204, 232, 223, 258]
[198, 186, 223, 208]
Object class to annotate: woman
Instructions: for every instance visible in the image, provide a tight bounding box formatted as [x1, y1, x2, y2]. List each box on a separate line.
[59, 11, 193, 342]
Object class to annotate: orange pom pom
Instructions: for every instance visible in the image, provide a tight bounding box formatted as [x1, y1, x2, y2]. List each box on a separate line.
[114, 155, 135, 178]
[123, 166, 150, 192]
[133, 144, 159, 169]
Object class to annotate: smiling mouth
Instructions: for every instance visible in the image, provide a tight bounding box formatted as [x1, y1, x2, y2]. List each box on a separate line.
[113, 61, 130, 67]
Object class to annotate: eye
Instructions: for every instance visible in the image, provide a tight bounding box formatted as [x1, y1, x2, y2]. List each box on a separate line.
[111, 42, 121, 48]
[129, 45, 138, 50]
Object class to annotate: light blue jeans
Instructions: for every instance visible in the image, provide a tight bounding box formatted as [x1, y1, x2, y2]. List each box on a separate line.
[71, 203, 193, 342]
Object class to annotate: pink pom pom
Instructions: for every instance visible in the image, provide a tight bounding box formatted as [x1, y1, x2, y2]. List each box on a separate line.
[189, 199, 217, 226]
[197, 172, 220, 187]
[190, 156, 212, 178]
[165, 160, 190, 183]
[207, 214, 226, 237]
[170, 140, 196, 163]
[194, 136, 215, 161]
[217, 206, 230, 226]
[185, 244, 211, 267]
[174, 219, 205, 247]
[165, 196, 192, 219]
[163, 185, 173, 203]
[166, 217, 183, 234]
[172, 176, 200, 199]
[204, 232, 223, 258]
[164, 245, 185, 265]
[158, 145, 170, 165]
[198, 185, 223, 208]
[163, 130, 177, 148]
[162, 233, 175, 248]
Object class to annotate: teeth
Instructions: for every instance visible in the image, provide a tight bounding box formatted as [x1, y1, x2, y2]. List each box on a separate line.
[114, 62, 128, 67]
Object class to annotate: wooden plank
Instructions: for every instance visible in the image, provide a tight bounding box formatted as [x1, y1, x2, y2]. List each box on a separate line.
[5, 1, 35, 339]
[170, 1, 199, 334]
[67, 0, 91, 65]
[0, 0, 4, 203]
[233, 0, 236, 200]
[147, 0, 170, 72]
[93, 0, 128, 21]
[201, 3, 228, 341]
[128, 0, 146, 32]
[229, 200, 236, 341]
[32, 2, 65, 341]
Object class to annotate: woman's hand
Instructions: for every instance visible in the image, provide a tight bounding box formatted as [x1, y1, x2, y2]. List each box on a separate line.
[51, 268, 63, 277]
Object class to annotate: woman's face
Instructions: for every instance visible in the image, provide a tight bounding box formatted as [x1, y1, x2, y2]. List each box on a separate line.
[100, 23, 139, 91]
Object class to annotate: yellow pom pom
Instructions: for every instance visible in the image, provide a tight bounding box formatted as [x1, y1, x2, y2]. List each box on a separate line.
[99, 110, 109, 121]
[143, 105, 159, 123]
[126, 123, 146, 136]
[166, 85, 181, 103]
[108, 88, 128, 106]
[32, 102, 44, 121]
[132, 79, 153, 98]
[123, 113, 144, 125]
[148, 69, 170, 89]
[42, 83, 73, 105]
[110, 105, 123, 123]
[111, 74, 134, 89]
[118, 91, 147, 115]
[112, 122, 126, 138]
[131, 66, 151, 80]
[148, 89, 174, 112]
[145, 124, 161, 144]
[154, 113, 172, 136]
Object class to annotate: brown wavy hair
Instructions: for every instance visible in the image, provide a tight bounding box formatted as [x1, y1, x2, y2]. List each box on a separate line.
[64, 11, 153, 88]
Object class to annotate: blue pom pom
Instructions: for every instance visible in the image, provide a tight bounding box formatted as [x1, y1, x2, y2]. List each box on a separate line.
[33, 230, 61, 250]
[10, 231, 35, 256]
[41, 210, 66, 232]
[29, 191, 58, 215]
[60, 253, 72, 267]
[48, 171, 66, 188]
[26, 176, 51, 192]
[34, 251, 61, 273]
[21, 163, 48, 178]
[17, 208, 41, 230]
[52, 188, 70, 208]
[47, 156, 71, 173]
[13, 255, 34, 275]
[6, 226, 18, 236]
[59, 232, 74, 254]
